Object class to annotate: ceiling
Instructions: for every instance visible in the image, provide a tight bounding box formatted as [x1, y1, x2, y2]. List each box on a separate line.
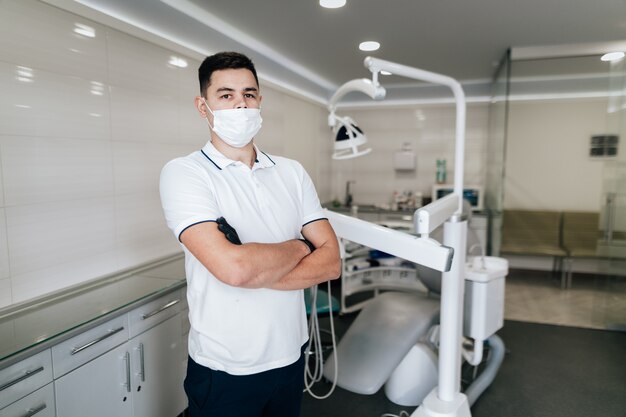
[64, 0, 626, 104]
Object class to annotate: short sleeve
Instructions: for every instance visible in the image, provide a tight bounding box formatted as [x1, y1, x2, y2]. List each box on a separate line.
[159, 158, 220, 241]
[298, 163, 326, 226]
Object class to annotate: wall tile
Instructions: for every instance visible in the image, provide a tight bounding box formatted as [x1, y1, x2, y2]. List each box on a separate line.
[178, 61, 208, 145]
[0, 156, 5, 207]
[112, 141, 196, 195]
[109, 86, 179, 144]
[10, 250, 119, 304]
[0, 62, 111, 139]
[107, 29, 179, 94]
[0, 0, 108, 80]
[0, 278, 11, 309]
[0, 209, 10, 280]
[1, 137, 114, 206]
[5, 198, 116, 277]
[114, 192, 180, 270]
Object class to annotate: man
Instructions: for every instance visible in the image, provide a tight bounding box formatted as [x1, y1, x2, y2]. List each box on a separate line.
[159, 51, 341, 417]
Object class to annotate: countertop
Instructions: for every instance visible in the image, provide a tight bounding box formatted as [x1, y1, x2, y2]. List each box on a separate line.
[0, 254, 186, 368]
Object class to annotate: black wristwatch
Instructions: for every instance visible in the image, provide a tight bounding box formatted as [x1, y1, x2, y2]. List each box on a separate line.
[299, 238, 316, 253]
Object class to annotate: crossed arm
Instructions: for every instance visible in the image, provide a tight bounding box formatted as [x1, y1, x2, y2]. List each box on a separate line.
[179, 218, 341, 290]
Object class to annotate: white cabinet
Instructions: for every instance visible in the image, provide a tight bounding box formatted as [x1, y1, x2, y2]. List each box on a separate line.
[51, 315, 129, 379]
[131, 315, 184, 417]
[55, 315, 184, 417]
[0, 349, 53, 410]
[55, 343, 132, 417]
[53, 292, 186, 417]
[1, 383, 55, 417]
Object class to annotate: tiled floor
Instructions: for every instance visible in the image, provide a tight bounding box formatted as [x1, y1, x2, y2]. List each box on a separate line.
[504, 269, 626, 330]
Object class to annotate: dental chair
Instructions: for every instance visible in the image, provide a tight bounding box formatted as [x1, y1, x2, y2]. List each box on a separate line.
[323, 206, 507, 407]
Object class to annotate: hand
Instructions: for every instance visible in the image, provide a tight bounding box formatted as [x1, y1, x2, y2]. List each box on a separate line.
[299, 238, 316, 254]
[216, 217, 242, 245]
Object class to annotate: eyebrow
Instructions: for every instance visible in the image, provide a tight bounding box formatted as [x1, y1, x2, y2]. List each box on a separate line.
[215, 87, 258, 93]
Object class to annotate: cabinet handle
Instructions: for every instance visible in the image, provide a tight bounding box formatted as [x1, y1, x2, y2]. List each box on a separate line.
[124, 351, 131, 392]
[138, 343, 145, 382]
[19, 403, 47, 417]
[71, 326, 125, 355]
[0, 366, 44, 391]
[141, 299, 179, 320]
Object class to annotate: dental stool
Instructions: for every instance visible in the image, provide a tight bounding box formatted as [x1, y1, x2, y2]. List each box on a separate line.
[323, 291, 439, 397]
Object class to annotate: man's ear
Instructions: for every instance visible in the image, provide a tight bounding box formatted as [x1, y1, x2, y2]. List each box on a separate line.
[195, 96, 208, 118]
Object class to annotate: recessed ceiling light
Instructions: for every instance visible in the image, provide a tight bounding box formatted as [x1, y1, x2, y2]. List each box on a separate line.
[359, 41, 380, 52]
[319, 0, 346, 8]
[380, 70, 392, 75]
[601, 51, 625, 62]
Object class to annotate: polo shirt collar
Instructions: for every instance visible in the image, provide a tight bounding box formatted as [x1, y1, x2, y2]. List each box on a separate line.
[201, 141, 276, 170]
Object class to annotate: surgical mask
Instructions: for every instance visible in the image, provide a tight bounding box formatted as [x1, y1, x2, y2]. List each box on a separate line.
[204, 100, 262, 148]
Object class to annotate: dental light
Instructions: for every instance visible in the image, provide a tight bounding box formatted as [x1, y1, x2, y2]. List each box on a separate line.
[327, 78, 386, 159]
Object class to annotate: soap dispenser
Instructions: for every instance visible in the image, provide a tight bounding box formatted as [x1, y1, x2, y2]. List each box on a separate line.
[394, 142, 416, 171]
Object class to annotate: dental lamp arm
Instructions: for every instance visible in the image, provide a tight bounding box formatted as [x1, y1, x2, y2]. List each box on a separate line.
[327, 78, 386, 125]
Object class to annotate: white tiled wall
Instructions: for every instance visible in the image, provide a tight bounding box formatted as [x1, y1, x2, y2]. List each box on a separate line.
[5, 198, 116, 277]
[0, 154, 5, 207]
[113, 192, 180, 270]
[1, 136, 115, 206]
[0, 209, 9, 281]
[0, 0, 329, 308]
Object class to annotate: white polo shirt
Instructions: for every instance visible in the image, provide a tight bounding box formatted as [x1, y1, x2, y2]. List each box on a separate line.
[159, 141, 325, 375]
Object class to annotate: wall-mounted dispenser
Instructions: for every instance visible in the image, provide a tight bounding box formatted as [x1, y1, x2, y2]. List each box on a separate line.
[394, 142, 416, 171]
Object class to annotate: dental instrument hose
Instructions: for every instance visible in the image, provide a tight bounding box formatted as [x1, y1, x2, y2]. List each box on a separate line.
[303, 281, 339, 399]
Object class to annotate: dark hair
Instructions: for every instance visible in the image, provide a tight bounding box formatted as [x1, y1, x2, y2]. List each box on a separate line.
[198, 52, 259, 97]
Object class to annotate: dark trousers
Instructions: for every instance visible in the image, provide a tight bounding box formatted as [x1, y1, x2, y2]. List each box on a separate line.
[184, 347, 306, 417]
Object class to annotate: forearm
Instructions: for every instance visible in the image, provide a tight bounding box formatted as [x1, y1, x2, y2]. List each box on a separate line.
[269, 243, 341, 291]
[228, 240, 310, 288]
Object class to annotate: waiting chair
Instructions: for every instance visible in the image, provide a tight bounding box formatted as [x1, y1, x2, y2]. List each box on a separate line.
[500, 209, 567, 285]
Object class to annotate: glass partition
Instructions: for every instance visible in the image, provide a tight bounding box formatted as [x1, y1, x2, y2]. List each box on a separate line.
[485, 49, 510, 256]
[500, 51, 626, 330]
[598, 55, 626, 330]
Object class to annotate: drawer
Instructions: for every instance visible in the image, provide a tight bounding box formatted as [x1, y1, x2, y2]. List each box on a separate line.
[128, 292, 182, 338]
[51, 315, 128, 378]
[0, 350, 53, 409]
[1, 382, 55, 417]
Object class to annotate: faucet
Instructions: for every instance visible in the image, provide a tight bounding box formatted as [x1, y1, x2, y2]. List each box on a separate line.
[345, 180, 355, 207]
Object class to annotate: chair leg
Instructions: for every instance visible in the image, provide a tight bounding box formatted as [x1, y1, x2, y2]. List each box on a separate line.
[560, 258, 575, 289]
[567, 259, 574, 289]
[560, 259, 566, 289]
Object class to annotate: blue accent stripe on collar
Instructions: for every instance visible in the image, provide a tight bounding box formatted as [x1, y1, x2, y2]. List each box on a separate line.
[201, 150, 222, 170]
[260, 151, 276, 165]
